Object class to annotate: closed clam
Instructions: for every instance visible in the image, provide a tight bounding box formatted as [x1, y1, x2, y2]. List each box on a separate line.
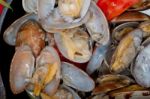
[131, 42, 150, 88]
[61, 62, 95, 92]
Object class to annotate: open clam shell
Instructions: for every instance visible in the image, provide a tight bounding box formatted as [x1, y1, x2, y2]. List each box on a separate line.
[85, 1, 110, 45]
[112, 22, 139, 41]
[110, 29, 143, 73]
[54, 28, 92, 63]
[3, 13, 38, 46]
[9, 45, 35, 94]
[61, 62, 95, 92]
[111, 11, 150, 24]
[93, 74, 134, 95]
[58, 0, 91, 23]
[31, 46, 61, 96]
[40, 8, 90, 32]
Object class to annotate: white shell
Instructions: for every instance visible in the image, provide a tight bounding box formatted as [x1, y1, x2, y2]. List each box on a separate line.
[85, 1, 110, 45]
[132, 43, 150, 87]
[22, 0, 38, 13]
[61, 62, 95, 92]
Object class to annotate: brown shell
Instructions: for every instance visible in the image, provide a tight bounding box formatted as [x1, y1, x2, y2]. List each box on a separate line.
[16, 20, 45, 57]
[111, 11, 150, 23]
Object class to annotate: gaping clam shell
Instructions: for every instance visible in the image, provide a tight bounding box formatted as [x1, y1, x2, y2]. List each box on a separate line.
[110, 29, 143, 73]
[93, 74, 134, 95]
[16, 20, 45, 57]
[10, 45, 35, 94]
[131, 43, 150, 88]
[40, 8, 90, 32]
[112, 22, 139, 41]
[58, 0, 91, 23]
[111, 11, 150, 23]
[85, 1, 110, 45]
[22, 0, 37, 13]
[54, 28, 92, 63]
[3, 13, 38, 46]
[61, 62, 95, 92]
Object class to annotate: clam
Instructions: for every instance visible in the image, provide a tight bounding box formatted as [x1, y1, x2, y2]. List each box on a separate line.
[86, 44, 109, 75]
[40, 8, 90, 32]
[131, 42, 150, 88]
[54, 28, 92, 63]
[58, 0, 91, 23]
[111, 11, 150, 23]
[110, 29, 143, 73]
[16, 20, 45, 57]
[41, 85, 81, 99]
[112, 22, 139, 42]
[31, 46, 61, 96]
[85, 1, 110, 45]
[61, 62, 95, 92]
[9, 45, 35, 94]
[3, 13, 38, 46]
[128, 0, 150, 11]
[93, 74, 134, 95]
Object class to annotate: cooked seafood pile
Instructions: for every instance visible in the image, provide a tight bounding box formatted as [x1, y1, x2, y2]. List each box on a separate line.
[3, 0, 150, 99]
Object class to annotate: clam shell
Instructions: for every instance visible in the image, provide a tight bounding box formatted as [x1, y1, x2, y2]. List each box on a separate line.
[85, 1, 110, 45]
[3, 13, 38, 46]
[110, 29, 143, 73]
[112, 22, 139, 41]
[40, 8, 90, 32]
[139, 21, 150, 38]
[93, 74, 134, 95]
[54, 28, 92, 63]
[58, 0, 91, 23]
[128, 1, 150, 11]
[131, 43, 150, 87]
[9, 45, 35, 94]
[111, 11, 150, 23]
[61, 62, 95, 92]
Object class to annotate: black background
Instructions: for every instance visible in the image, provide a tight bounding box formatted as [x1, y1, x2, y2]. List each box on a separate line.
[1, 0, 29, 98]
